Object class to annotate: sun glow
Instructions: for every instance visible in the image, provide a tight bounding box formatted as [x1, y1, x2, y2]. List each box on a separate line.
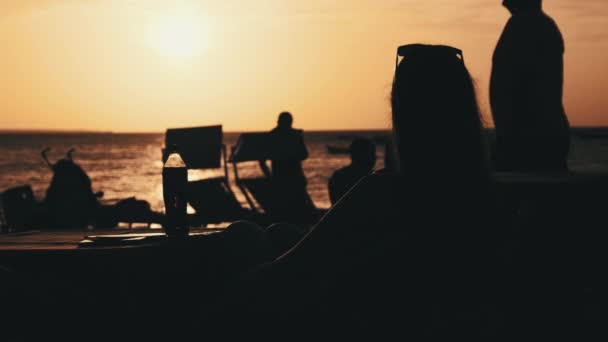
[146, 9, 209, 60]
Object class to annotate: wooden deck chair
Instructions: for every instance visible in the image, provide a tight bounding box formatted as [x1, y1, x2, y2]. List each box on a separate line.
[229, 132, 320, 224]
[163, 125, 253, 226]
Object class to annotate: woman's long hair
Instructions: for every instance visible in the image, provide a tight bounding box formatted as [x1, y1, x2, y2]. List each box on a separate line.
[390, 49, 497, 328]
[391, 46, 489, 187]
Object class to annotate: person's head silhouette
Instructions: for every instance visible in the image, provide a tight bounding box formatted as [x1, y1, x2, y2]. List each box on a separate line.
[392, 44, 487, 180]
[503, 0, 541, 14]
[277, 112, 294, 130]
[349, 138, 376, 171]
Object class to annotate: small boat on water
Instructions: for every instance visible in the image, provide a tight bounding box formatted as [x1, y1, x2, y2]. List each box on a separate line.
[326, 145, 350, 154]
[329, 134, 391, 155]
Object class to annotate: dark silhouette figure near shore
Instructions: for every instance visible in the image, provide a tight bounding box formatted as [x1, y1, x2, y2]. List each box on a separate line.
[260, 112, 316, 222]
[262, 112, 309, 184]
[213, 45, 500, 339]
[491, 0, 570, 173]
[328, 138, 376, 204]
[42, 149, 100, 229]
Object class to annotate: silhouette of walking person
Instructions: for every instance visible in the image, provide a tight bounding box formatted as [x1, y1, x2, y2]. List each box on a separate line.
[328, 138, 376, 205]
[491, 0, 570, 173]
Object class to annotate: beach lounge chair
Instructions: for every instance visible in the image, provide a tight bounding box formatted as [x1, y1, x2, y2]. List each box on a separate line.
[229, 132, 320, 224]
[163, 125, 254, 226]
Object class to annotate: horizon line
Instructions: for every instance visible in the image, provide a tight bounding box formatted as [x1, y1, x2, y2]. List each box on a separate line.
[2, 126, 608, 134]
[0, 127, 394, 134]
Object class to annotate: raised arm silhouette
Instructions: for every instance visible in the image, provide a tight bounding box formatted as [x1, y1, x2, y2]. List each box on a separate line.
[491, 0, 570, 173]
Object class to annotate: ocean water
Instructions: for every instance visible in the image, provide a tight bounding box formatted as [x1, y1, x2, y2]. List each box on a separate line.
[0, 131, 388, 212]
[1, 129, 608, 214]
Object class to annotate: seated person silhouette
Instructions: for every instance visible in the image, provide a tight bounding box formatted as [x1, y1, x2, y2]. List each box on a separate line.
[491, 0, 570, 173]
[43, 151, 101, 229]
[213, 45, 503, 339]
[259, 111, 316, 223]
[328, 138, 376, 205]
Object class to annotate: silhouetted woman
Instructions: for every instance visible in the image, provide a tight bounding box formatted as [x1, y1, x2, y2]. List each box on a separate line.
[213, 45, 500, 339]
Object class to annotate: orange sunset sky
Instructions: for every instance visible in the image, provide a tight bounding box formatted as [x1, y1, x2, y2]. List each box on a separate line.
[1, 0, 607, 132]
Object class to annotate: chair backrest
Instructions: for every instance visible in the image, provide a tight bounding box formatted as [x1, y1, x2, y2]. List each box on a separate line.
[229, 132, 272, 163]
[1, 185, 35, 231]
[164, 125, 224, 169]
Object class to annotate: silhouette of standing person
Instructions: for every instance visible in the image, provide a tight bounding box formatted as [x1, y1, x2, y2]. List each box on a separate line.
[328, 138, 376, 205]
[266, 112, 309, 185]
[262, 111, 316, 222]
[491, 0, 570, 173]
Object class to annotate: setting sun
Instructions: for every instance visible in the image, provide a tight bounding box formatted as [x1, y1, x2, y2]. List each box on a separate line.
[146, 9, 209, 60]
[1, 0, 608, 132]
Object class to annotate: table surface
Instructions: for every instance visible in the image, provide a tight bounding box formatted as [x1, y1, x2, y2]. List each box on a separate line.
[0, 228, 225, 251]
